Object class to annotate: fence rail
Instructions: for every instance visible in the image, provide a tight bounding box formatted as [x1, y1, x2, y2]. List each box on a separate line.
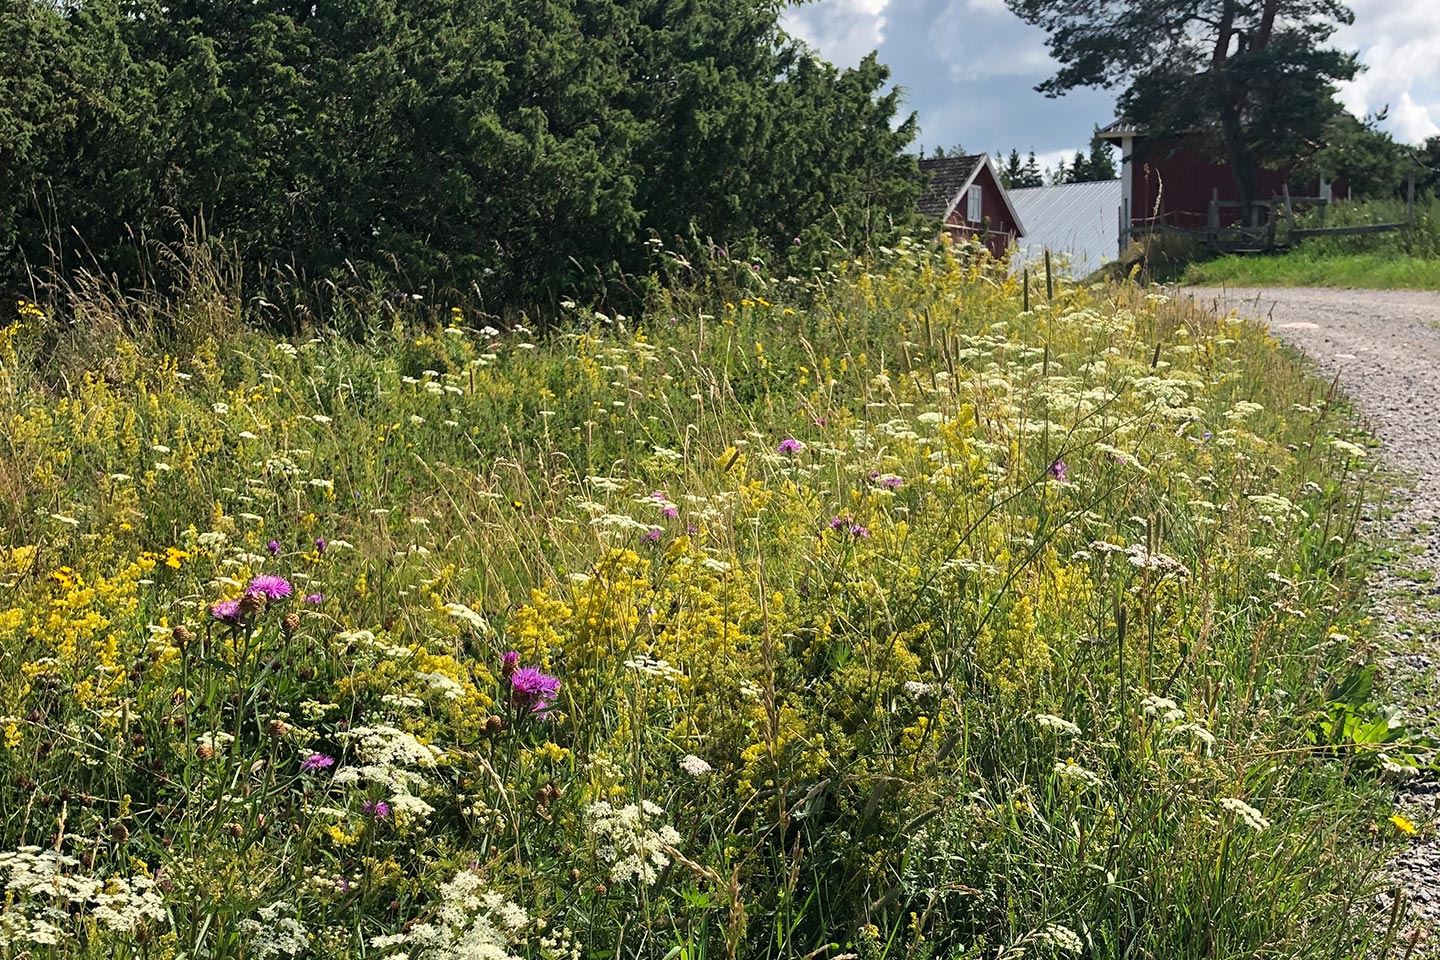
[1119, 172, 1417, 254]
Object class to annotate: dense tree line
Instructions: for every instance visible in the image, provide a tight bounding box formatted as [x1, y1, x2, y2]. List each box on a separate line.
[0, 0, 922, 313]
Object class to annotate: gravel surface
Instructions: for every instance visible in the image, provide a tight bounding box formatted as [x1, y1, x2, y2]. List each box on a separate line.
[1185, 286, 1440, 951]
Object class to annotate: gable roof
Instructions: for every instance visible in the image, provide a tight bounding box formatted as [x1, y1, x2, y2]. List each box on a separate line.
[917, 153, 1026, 236]
[917, 154, 985, 218]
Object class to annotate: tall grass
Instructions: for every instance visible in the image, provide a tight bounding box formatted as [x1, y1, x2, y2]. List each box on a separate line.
[0, 237, 1407, 958]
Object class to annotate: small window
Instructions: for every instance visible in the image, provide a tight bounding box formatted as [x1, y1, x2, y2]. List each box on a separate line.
[967, 184, 983, 223]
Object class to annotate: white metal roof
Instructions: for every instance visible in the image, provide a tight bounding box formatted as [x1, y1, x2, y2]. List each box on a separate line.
[1008, 179, 1122, 278]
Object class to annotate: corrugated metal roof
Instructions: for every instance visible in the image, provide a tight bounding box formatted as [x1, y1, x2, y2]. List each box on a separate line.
[917, 155, 985, 218]
[1008, 179, 1123, 278]
[1096, 119, 1138, 141]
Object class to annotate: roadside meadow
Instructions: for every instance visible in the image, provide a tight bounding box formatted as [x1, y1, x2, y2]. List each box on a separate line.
[0, 239, 1416, 958]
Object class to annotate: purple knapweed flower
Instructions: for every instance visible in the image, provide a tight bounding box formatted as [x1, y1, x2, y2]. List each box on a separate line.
[1049, 458, 1069, 483]
[314, 537, 328, 554]
[643, 528, 663, 544]
[246, 574, 293, 601]
[266, 539, 281, 556]
[510, 666, 561, 712]
[848, 523, 871, 539]
[828, 514, 852, 531]
[501, 650, 520, 677]
[880, 475, 904, 490]
[777, 437, 805, 455]
[362, 799, 391, 820]
[304, 593, 324, 605]
[300, 753, 335, 772]
[210, 599, 243, 624]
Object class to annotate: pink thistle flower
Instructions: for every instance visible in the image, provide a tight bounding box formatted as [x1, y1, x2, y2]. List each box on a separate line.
[777, 437, 805, 455]
[1049, 458, 1069, 483]
[300, 753, 335, 772]
[510, 666, 560, 712]
[266, 539, 281, 556]
[210, 600, 243, 624]
[246, 574, 293, 601]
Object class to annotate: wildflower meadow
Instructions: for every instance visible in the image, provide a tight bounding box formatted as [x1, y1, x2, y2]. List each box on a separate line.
[0, 240, 1409, 958]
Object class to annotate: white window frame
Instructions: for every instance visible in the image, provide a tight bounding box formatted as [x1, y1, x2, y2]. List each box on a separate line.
[966, 184, 983, 223]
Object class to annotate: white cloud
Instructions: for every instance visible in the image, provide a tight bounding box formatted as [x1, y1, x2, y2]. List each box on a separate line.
[1335, 0, 1440, 143]
[782, 0, 892, 68]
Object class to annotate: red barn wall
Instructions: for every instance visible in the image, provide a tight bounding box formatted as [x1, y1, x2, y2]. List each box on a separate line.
[943, 164, 1019, 257]
[1129, 140, 1348, 229]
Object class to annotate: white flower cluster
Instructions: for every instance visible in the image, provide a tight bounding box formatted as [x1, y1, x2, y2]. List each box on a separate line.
[0, 847, 167, 949]
[371, 869, 527, 960]
[238, 901, 309, 959]
[1052, 759, 1104, 790]
[679, 754, 713, 778]
[1034, 714, 1081, 737]
[624, 655, 683, 680]
[1035, 922, 1085, 954]
[1219, 797, 1271, 833]
[586, 799, 683, 884]
[331, 724, 443, 823]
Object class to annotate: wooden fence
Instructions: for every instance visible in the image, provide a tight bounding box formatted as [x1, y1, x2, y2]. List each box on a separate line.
[1119, 172, 1417, 254]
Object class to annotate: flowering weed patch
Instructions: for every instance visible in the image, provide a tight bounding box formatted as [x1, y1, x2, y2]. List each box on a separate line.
[0, 242, 1402, 957]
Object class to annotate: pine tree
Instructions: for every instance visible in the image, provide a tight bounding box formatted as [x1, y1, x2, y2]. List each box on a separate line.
[1087, 128, 1118, 180]
[1069, 150, 1089, 183]
[1003, 149, 1024, 188]
[1021, 150, 1044, 188]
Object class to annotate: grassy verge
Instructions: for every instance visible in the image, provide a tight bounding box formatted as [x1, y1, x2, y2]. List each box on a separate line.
[0, 240, 1409, 958]
[1181, 197, 1440, 290]
[1182, 250, 1440, 289]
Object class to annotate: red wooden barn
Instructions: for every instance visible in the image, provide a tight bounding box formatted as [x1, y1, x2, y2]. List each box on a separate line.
[1097, 120, 1347, 234]
[917, 153, 1025, 256]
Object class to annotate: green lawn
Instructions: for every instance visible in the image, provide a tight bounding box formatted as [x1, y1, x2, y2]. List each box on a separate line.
[1182, 250, 1440, 290]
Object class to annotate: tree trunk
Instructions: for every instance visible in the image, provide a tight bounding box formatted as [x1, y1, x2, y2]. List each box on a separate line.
[1209, 0, 1259, 227]
[1218, 104, 1259, 227]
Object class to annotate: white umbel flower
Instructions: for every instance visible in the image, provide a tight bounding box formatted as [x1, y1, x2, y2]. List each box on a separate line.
[679, 754, 713, 777]
[586, 799, 683, 884]
[1219, 797, 1271, 833]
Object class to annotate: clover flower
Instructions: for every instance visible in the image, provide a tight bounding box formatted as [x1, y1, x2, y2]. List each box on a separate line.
[246, 574, 293, 601]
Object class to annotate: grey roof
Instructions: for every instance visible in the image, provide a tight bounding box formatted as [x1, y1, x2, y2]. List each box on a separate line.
[917, 154, 985, 218]
[1008, 179, 1123, 277]
[1096, 119, 1139, 141]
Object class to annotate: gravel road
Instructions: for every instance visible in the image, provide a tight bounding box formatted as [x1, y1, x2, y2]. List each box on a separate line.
[1184, 286, 1440, 948]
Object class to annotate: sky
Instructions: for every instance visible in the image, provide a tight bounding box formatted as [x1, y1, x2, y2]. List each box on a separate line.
[782, 0, 1440, 171]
